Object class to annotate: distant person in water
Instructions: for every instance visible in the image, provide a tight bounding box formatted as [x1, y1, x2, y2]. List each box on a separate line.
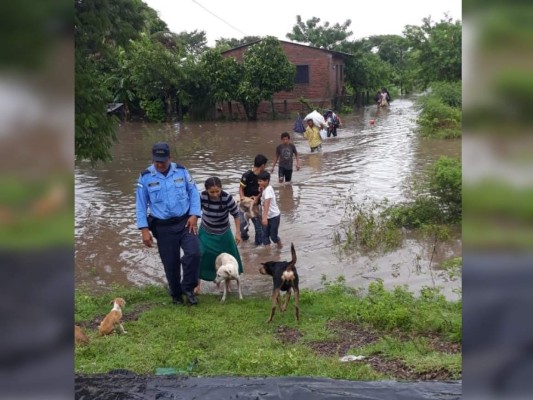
[380, 88, 391, 107]
[323, 110, 342, 137]
[375, 91, 382, 107]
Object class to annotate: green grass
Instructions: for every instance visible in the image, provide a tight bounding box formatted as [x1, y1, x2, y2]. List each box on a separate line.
[75, 280, 461, 380]
[0, 176, 73, 249]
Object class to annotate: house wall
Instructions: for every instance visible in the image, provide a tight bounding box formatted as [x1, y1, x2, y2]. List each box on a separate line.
[221, 42, 346, 120]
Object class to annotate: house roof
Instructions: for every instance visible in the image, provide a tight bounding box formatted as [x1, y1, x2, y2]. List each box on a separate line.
[221, 39, 353, 58]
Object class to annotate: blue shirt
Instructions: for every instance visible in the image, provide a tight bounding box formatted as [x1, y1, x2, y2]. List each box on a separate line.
[136, 162, 201, 229]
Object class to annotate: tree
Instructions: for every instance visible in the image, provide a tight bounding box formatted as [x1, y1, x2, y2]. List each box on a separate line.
[235, 37, 296, 120]
[403, 15, 461, 87]
[75, 0, 152, 164]
[365, 35, 409, 94]
[200, 49, 242, 104]
[339, 39, 394, 97]
[176, 30, 208, 58]
[214, 36, 262, 52]
[286, 15, 352, 49]
[127, 34, 184, 122]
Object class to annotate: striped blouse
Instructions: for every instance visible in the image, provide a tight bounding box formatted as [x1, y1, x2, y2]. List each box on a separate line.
[200, 190, 240, 235]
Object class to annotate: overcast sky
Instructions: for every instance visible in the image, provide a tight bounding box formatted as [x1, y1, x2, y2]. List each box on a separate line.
[143, 0, 462, 46]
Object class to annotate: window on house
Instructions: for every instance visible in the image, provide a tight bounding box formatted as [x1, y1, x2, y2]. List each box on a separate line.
[294, 65, 309, 84]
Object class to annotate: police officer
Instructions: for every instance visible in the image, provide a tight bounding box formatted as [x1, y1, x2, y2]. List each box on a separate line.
[136, 142, 201, 306]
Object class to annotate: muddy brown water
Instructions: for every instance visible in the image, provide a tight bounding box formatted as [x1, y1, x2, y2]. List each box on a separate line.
[75, 97, 461, 299]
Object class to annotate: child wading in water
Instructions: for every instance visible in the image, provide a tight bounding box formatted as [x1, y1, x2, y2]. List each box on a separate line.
[270, 131, 300, 183]
[257, 171, 282, 248]
[195, 177, 243, 294]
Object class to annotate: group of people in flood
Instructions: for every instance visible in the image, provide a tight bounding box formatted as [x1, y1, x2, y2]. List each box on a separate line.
[135, 135, 301, 305]
[299, 109, 343, 153]
[135, 93, 394, 304]
[375, 87, 392, 107]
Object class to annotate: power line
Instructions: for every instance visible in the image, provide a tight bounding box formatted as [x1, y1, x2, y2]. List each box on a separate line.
[191, 0, 248, 37]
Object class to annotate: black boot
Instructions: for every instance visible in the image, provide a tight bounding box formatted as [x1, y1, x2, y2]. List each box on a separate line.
[184, 291, 198, 306]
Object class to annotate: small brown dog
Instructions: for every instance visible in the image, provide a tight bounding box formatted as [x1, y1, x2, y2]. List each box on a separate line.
[75, 325, 89, 345]
[259, 243, 299, 323]
[98, 297, 127, 336]
[238, 196, 259, 228]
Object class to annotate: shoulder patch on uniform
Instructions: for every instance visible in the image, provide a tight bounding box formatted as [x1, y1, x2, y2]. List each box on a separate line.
[140, 169, 150, 176]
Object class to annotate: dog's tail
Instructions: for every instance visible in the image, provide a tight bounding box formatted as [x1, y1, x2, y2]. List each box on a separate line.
[286, 242, 297, 271]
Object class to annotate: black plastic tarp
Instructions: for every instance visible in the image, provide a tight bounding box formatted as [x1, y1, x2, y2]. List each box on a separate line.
[75, 371, 461, 399]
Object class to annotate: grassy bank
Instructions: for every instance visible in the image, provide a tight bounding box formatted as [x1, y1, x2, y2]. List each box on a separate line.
[75, 279, 461, 380]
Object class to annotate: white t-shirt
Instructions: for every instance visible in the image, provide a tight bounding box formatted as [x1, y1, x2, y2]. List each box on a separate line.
[261, 185, 280, 219]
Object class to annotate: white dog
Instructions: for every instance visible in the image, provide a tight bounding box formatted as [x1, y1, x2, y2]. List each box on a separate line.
[214, 253, 243, 302]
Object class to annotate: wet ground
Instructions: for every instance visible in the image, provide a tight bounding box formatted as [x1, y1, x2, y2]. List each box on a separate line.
[75, 97, 461, 299]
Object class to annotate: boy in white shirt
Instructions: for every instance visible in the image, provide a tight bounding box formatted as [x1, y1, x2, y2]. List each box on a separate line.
[257, 171, 282, 248]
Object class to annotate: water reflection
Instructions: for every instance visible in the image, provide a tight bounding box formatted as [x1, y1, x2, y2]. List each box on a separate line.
[75, 97, 461, 299]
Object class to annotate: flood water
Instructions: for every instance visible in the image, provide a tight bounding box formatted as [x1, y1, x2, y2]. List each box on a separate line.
[75, 97, 461, 299]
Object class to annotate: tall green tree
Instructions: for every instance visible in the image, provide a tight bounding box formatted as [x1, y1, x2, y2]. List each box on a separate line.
[127, 34, 185, 122]
[236, 37, 296, 120]
[338, 39, 393, 97]
[75, 0, 154, 164]
[200, 49, 242, 104]
[403, 15, 462, 86]
[365, 35, 409, 93]
[176, 30, 208, 58]
[286, 15, 352, 49]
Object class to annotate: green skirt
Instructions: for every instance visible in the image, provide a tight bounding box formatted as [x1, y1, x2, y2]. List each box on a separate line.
[198, 227, 244, 281]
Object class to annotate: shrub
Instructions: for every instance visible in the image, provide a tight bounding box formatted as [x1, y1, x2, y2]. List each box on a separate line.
[140, 98, 165, 122]
[383, 197, 444, 228]
[429, 156, 462, 221]
[334, 198, 402, 255]
[429, 81, 462, 108]
[417, 97, 462, 138]
[382, 156, 462, 227]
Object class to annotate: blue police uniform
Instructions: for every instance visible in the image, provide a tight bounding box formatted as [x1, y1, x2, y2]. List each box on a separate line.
[136, 162, 201, 303]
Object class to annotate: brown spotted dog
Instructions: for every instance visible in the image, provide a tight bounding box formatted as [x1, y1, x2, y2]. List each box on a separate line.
[238, 196, 259, 230]
[98, 298, 127, 336]
[259, 243, 299, 323]
[75, 325, 89, 345]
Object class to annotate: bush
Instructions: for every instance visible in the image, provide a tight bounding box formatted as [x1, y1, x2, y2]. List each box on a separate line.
[334, 199, 402, 255]
[429, 156, 462, 221]
[353, 281, 461, 339]
[417, 97, 462, 138]
[140, 98, 165, 122]
[382, 156, 462, 228]
[429, 81, 462, 108]
[383, 197, 444, 228]
[416, 81, 462, 138]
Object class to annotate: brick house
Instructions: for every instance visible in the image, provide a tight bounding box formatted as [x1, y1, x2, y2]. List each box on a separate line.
[220, 40, 352, 120]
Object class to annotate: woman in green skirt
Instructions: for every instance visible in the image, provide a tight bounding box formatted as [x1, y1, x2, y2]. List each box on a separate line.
[195, 177, 243, 294]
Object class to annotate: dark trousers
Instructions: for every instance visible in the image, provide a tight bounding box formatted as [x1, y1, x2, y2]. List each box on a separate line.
[262, 214, 281, 245]
[327, 125, 338, 137]
[152, 219, 201, 299]
[277, 166, 293, 182]
[239, 210, 263, 245]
